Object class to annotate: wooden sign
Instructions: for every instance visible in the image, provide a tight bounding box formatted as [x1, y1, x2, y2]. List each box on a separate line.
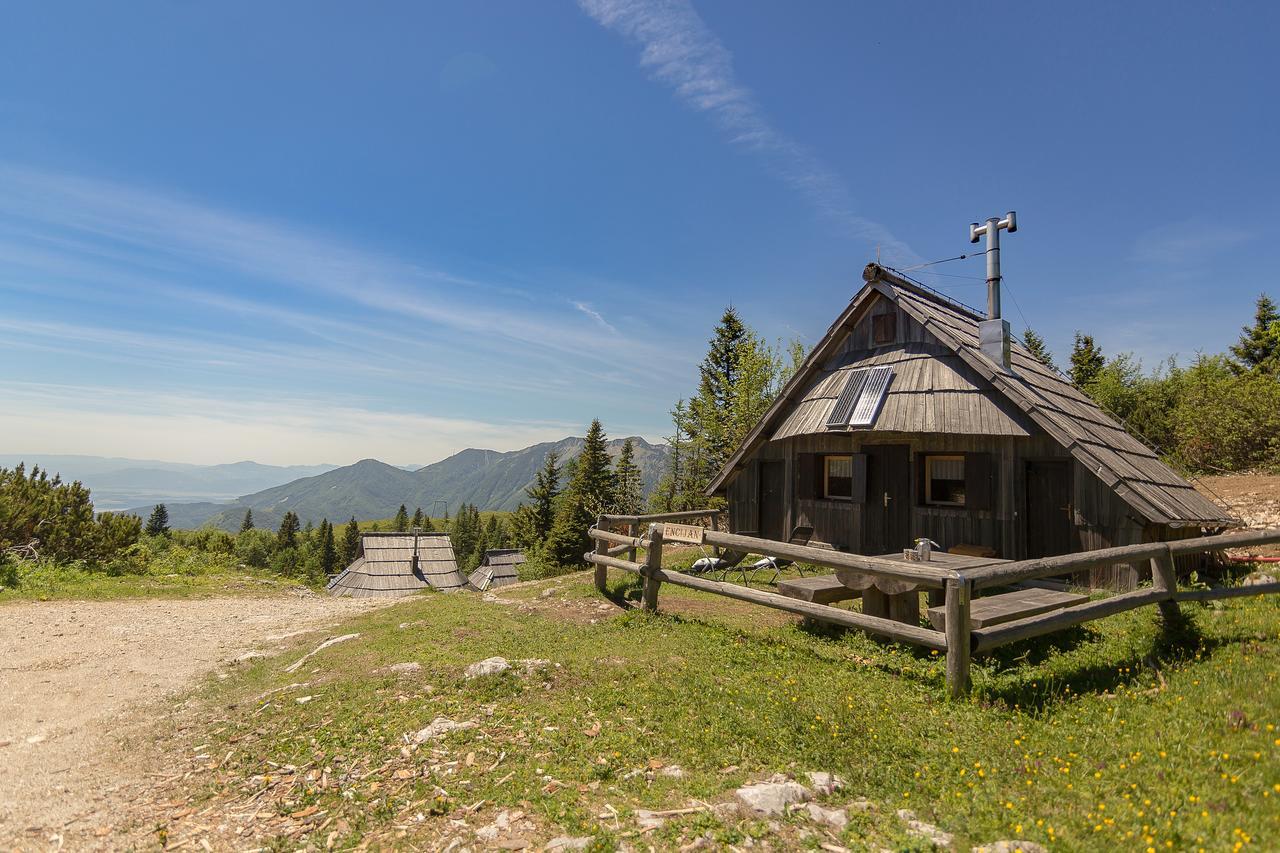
[662, 522, 705, 545]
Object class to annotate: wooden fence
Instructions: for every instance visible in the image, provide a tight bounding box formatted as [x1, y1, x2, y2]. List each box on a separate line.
[585, 517, 1280, 698]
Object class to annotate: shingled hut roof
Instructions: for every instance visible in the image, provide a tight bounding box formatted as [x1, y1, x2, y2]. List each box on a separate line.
[327, 532, 465, 598]
[466, 549, 525, 591]
[708, 264, 1235, 528]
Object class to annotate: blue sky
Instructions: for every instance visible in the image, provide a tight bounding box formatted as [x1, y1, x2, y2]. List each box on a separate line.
[1, 1, 1277, 465]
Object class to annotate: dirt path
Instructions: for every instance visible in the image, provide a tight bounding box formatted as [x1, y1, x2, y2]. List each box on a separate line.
[0, 594, 393, 849]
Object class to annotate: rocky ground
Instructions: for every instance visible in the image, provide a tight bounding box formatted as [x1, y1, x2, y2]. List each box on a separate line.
[1196, 472, 1280, 556]
[0, 592, 392, 850]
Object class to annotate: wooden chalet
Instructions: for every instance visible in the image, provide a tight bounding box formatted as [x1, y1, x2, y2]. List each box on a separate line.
[327, 531, 466, 597]
[706, 263, 1237, 589]
[466, 549, 526, 591]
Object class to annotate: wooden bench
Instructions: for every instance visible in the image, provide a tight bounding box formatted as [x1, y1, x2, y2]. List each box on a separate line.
[928, 587, 1088, 631]
[778, 574, 860, 605]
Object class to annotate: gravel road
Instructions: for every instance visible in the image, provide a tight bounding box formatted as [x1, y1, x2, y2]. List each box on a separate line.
[0, 594, 392, 849]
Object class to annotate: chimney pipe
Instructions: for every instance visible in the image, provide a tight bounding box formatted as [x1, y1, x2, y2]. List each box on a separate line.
[968, 212, 1017, 369]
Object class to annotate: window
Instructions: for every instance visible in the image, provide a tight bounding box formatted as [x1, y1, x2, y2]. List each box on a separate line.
[924, 455, 966, 506]
[872, 313, 897, 345]
[824, 455, 853, 500]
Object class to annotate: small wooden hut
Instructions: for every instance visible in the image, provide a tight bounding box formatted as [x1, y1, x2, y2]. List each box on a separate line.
[327, 531, 466, 597]
[706, 263, 1237, 589]
[467, 549, 526, 591]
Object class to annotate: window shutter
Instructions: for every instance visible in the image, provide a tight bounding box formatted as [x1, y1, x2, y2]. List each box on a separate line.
[797, 453, 816, 500]
[965, 452, 995, 511]
[851, 453, 868, 503]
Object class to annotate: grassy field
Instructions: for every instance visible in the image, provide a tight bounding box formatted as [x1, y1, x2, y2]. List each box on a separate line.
[0, 561, 302, 603]
[135, 564, 1280, 851]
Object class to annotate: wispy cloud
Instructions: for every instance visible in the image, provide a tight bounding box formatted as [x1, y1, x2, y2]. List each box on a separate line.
[571, 300, 618, 333]
[578, 0, 917, 265]
[1130, 220, 1254, 267]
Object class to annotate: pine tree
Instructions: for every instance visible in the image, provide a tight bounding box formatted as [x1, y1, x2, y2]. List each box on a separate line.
[421, 515, 435, 532]
[393, 504, 409, 531]
[276, 511, 300, 550]
[524, 451, 561, 542]
[319, 519, 338, 578]
[1069, 332, 1105, 389]
[547, 419, 615, 566]
[411, 507, 425, 529]
[1229, 293, 1280, 375]
[340, 517, 361, 565]
[613, 437, 644, 515]
[1022, 327, 1057, 371]
[145, 504, 170, 537]
[239, 509, 255, 533]
[452, 504, 482, 569]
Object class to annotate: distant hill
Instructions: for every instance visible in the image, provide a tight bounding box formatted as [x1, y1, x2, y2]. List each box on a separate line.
[0, 454, 339, 510]
[126, 436, 669, 530]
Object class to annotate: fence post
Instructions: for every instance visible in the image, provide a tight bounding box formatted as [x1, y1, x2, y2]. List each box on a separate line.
[945, 577, 971, 699]
[627, 521, 638, 564]
[593, 515, 608, 594]
[642, 522, 664, 612]
[1150, 549, 1180, 623]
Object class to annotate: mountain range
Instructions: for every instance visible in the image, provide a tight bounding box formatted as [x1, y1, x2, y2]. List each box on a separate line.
[108, 436, 668, 531]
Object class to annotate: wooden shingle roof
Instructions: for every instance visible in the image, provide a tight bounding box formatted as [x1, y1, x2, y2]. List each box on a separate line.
[327, 532, 465, 598]
[708, 265, 1236, 527]
[466, 549, 524, 591]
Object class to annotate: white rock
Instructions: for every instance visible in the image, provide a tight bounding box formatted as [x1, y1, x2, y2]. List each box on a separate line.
[847, 797, 878, 813]
[805, 802, 849, 830]
[658, 765, 685, 779]
[466, 657, 512, 678]
[295, 695, 313, 704]
[545, 837, 592, 850]
[633, 809, 666, 830]
[232, 651, 266, 663]
[972, 843, 1048, 853]
[413, 717, 477, 742]
[735, 779, 811, 815]
[475, 809, 513, 842]
[897, 809, 954, 848]
[806, 771, 845, 796]
[386, 662, 422, 675]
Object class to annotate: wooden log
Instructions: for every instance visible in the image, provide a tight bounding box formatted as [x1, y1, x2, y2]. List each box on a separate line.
[1174, 582, 1280, 601]
[1150, 553, 1180, 623]
[647, 566, 947, 649]
[599, 509, 723, 525]
[971, 588, 1166, 652]
[606, 542, 634, 558]
[642, 523, 664, 612]
[703, 530, 956, 588]
[586, 552, 644, 575]
[968, 542, 1171, 590]
[945, 578, 971, 699]
[593, 516, 609, 593]
[627, 521, 638, 564]
[588, 527, 645, 548]
[1164, 528, 1280, 555]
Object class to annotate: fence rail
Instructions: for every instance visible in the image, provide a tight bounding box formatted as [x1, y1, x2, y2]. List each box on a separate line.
[585, 515, 1280, 698]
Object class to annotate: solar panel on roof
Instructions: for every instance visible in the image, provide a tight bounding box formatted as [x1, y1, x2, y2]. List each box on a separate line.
[825, 370, 869, 428]
[826, 366, 893, 429]
[849, 367, 893, 426]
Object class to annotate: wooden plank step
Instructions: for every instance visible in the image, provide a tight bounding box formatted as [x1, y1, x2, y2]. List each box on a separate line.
[928, 587, 1088, 630]
[778, 574, 861, 605]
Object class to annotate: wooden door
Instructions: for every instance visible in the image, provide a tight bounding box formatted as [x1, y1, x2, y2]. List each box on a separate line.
[758, 459, 786, 541]
[1025, 461, 1074, 558]
[862, 444, 911, 554]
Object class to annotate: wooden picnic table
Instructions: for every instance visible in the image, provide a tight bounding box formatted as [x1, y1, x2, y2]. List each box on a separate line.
[835, 551, 1010, 624]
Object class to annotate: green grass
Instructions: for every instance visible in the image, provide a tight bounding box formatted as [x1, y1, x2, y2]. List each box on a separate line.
[151, 572, 1279, 851]
[0, 560, 302, 603]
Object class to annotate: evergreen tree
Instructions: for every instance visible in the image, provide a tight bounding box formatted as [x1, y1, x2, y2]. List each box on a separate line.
[452, 504, 482, 569]
[422, 515, 435, 532]
[411, 507, 425, 529]
[276, 511, 300, 550]
[145, 504, 170, 537]
[239, 508, 255, 533]
[340, 517, 361, 565]
[393, 504, 409, 531]
[1069, 332, 1105, 389]
[524, 451, 561, 541]
[547, 419, 615, 566]
[319, 519, 338, 578]
[1229, 293, 1280, 375]
[1022, 327, 1057, 371]
[612, 437, 644, 515]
